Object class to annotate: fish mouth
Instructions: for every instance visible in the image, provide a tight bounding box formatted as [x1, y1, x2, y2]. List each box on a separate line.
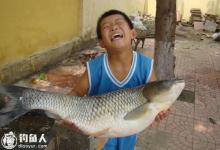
[111, 32, 124, 41]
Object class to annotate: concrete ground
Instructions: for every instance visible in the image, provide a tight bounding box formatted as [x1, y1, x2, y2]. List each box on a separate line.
[135, 32, 220, 149]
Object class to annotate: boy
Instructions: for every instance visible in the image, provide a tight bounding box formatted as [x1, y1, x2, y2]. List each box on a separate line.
[70, 9, 168, 150]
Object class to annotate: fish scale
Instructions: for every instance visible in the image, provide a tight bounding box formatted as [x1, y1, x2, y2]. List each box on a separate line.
[19, 86, 146, 135]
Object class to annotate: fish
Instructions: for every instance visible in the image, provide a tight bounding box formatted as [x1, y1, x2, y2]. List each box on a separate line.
[0, 79, 185, 149]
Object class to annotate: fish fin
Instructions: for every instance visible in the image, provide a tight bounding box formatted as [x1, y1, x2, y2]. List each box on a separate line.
[45, 110, 62, 120]
[124, 102, 150, 120]
[90, 137, 108, 150]
[90, 128, 109, 137]
[0, 84, 29, 127]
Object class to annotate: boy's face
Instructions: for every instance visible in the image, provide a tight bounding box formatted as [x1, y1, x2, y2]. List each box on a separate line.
[99, 14, 136, 51]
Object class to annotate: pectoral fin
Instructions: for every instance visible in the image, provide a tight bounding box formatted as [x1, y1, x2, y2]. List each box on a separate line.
[124, 102, 150, 120]
[90, 137, 108, 150]
[45, 110, 62, 120]
[90, 128, 109, 137]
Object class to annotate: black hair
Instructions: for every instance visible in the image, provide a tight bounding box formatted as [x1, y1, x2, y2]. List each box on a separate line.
[96, 9, 134, 39]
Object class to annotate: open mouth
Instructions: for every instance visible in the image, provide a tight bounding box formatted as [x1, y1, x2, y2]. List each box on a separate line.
[111, 33, 124, 41]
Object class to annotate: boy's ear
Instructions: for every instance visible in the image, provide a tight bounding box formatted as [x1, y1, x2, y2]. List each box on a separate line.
[131, 29, 137, 40]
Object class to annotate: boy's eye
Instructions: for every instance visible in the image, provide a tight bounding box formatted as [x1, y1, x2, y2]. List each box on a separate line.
[102, 24, 110, 30]
[116, 20, 125, 25]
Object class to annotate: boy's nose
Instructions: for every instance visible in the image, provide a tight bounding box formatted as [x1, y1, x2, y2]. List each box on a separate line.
[111, 24, 118, 31]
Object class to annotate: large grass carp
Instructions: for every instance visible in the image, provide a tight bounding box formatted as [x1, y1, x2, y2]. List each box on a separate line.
[0, 79, 185, 148]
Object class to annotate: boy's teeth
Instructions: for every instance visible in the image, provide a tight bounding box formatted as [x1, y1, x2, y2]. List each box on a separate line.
[111, 33, 123, 40]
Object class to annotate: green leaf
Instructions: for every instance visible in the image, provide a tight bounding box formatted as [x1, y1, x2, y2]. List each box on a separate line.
[39, 72, 46, 80]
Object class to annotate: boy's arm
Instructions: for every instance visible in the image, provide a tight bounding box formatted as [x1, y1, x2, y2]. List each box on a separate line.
[69, 70, 89, 96]
[149, 69, 156, 82]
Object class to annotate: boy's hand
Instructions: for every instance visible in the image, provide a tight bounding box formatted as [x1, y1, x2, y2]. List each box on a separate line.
[46, 73, 76, 87]
[150, 109, 170, 127]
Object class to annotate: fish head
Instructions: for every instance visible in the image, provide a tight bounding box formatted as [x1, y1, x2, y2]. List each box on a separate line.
[142, 79, 185, 105]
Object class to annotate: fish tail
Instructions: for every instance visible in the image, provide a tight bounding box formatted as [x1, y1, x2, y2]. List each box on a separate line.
[0, 84, 28, 127]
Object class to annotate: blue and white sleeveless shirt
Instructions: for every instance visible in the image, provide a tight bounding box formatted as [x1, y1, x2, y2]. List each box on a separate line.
[86, 51, 153, 96]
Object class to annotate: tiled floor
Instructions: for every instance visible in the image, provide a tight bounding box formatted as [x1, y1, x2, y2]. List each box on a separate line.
[136, 38, 220, 150]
